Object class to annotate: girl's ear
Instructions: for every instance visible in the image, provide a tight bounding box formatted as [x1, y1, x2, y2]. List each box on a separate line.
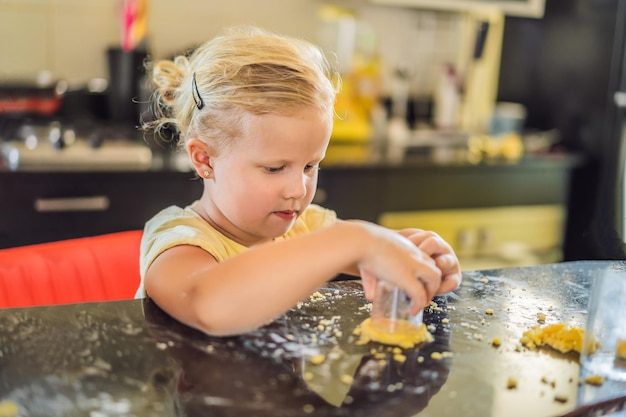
[187, 138, 214, 179]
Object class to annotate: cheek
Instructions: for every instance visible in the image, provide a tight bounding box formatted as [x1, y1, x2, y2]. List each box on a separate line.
[305, 175, 319, 198]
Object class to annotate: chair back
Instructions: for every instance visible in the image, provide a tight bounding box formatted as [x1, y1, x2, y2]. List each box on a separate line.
[0, 230, 142, 308]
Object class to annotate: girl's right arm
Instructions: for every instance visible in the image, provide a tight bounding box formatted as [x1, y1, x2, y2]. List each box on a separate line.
[144, 220, 441, 336]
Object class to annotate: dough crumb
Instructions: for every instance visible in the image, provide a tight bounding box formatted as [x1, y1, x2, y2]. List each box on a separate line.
[506, 378, 517, 389]
[340, 374, 354, 385]
[584, 375, 604, 386]
[617, 339, 626, 360]
[520, 323, 594, 354]
[393, 353, 407, 363]
[309, 354, 326, 365]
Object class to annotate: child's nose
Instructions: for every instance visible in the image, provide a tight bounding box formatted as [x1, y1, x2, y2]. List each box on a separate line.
[283, 173, 308, 199]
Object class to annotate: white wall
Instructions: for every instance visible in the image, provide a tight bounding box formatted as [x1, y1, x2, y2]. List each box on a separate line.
[0, 0, 463, 96]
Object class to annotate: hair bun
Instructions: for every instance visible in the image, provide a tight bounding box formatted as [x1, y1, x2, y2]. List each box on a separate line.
[152, 56, 190, 106]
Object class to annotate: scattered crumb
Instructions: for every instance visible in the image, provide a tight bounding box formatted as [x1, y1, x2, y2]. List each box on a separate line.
[309, 354, 326, 365]
[617, 339, 626, 360]
[417, 355, 424, 363]
[506, 378, 517, 389]
[303, 404, 315, 414]
[584, 375, 604, 386]
[393, 353, 407, 363]
[340, 374, 354, 385]
[431, 352, 443, 360]
[309, 291, 327, 301]
[442, 318, 450, 325]
[520, 323, 591, 354]
[554, 394, 568, 403]
[386, 382, 403, 392]
[537, 313, 546, 323]
[0, 401, 18, 417]
[485, 308, 494, 315]
[480, 278, 489, 283]
[491, 337, 501, 347]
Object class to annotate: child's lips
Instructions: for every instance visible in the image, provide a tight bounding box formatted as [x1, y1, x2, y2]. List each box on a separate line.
[274, 210, 298, 220]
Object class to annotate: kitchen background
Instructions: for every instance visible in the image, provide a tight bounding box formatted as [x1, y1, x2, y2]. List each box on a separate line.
[0, 0, 462, 98]
[1, 0, 625, 270]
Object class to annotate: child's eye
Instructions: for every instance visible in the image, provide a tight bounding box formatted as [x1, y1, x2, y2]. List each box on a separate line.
[304, 164, 319, 173]
[264, 166, 284, 173]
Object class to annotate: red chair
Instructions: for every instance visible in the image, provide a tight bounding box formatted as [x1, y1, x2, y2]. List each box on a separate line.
[0, 230, 142, 308]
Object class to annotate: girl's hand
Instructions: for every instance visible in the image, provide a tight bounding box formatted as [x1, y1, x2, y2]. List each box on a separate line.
[397, 228, 462, 296]
[347, 221, 442, 315]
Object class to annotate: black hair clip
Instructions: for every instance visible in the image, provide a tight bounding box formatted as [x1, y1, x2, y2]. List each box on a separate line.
[192, 72, 205, 110]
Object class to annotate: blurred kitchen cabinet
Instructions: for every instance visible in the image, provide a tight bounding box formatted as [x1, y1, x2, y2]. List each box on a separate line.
[360, 0, 545, 17]
[314, 168, 385, 221]
[315, 155, 580, 269]
[0, 172, 202, 249]
[0, 156, 579, 261]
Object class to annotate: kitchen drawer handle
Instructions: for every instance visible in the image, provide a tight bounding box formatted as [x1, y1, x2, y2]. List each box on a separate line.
[34, 196, 110, 212]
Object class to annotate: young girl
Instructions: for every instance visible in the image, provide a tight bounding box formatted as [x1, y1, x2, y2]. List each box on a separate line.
[138, 26, 461, 336]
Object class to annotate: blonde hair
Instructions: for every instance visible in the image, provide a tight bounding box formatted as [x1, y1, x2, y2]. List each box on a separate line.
[147, 26, 339, 152]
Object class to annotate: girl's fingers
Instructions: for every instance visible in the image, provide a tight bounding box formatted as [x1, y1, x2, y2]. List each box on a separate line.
[361, 271, 377, 301]
[416, 233, 452, 258]
[410, 259, 442, 308]
[413, 234, 462, 294]
[437, 273, 462, 295]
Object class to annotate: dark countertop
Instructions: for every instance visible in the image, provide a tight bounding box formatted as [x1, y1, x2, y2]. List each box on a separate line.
[0, 139, 583, 173]
[1, 261, 624, 417]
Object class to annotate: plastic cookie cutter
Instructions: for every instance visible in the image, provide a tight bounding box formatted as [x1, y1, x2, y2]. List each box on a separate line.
[370, 280, 424, 335]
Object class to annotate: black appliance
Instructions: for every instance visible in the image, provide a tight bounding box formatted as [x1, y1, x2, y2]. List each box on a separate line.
[497, 0, 626, 261]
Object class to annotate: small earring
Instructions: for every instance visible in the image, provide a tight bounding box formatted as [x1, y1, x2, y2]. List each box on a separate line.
[203, 170, 210, 178]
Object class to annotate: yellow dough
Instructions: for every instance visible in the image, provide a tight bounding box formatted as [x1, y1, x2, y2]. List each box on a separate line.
[520, 323, 593, 354]
[355, 318, 433, 349]
[617, 339, 626, 361]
